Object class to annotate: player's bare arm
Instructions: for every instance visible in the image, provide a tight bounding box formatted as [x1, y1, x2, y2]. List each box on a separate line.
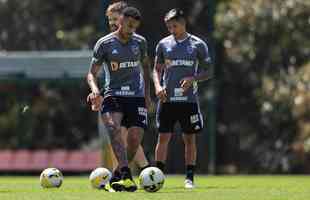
[180, 63, 213, 92]
[86, 63, 103, 111]
[153, 57, 167, 102]
[142, 56, 153, 109]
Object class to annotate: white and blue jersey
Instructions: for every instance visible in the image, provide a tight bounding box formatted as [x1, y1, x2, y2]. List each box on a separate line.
[155, 34, 211, 103]
[91, 32, 148, 98]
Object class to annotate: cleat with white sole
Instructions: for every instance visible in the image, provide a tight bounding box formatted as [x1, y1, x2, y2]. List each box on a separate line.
[184, 179, 195, 189]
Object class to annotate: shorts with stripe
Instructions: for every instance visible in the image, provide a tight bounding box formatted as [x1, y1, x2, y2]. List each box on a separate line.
[101, 96, 147, 130]
[156, 102, 203, 134]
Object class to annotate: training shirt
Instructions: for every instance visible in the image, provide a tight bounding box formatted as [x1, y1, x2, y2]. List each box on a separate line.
[155, 34, 211, 103]
[91, 32, 148, 98]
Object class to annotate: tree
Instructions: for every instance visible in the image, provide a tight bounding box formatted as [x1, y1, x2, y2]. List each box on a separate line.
[214, 0, 310, 172]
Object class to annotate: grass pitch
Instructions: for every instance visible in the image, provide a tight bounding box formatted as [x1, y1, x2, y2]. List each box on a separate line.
[0, 175, 309, 200]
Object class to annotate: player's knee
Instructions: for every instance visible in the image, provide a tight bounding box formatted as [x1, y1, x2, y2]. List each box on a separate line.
[105, 123, 121, 138]
[183, 135, 196, 146]
[127, 133, 141, 149]
[158, 134, 171, 145]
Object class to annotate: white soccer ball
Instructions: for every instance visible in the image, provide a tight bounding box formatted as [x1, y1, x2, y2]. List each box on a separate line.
[139, 167, 165, 192]
[40, 168, 63, 188]
[89, 167, 112, 189]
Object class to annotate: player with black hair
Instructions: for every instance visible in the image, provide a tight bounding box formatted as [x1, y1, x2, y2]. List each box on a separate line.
[87, 6, 152, 192]
[153, 8, 213, 189]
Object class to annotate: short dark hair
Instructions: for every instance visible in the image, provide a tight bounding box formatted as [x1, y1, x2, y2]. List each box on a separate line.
[164, 8, 185, 22]
[122, 6, 141, 21]
[106, 1, 128, 16]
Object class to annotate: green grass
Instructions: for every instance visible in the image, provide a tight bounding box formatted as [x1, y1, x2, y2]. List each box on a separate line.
[0, 175, 310, 200]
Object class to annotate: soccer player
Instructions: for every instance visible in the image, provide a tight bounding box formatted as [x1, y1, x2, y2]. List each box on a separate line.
[87, 6, 152, 192]
[95, 1, 149, 181]
[153, 8, 213, 189]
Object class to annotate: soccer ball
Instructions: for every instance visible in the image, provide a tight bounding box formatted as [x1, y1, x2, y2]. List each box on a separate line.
[139, 167, 165, 192]
[40, 168, 63, 188]
[89, 167, 112, 189]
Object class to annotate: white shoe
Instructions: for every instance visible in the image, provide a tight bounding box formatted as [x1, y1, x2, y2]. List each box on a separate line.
[184, 179, 195, 189]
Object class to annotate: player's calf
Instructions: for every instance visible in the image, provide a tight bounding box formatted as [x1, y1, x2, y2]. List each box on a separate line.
[127, 127, 143, 161]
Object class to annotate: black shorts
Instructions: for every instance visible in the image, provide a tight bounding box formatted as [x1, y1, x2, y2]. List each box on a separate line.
[100, 96, 147, 130]
[156, 102, 203, 134]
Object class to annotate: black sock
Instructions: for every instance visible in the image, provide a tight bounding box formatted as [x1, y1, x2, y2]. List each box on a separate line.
[186, 165, 195, 182]
[156, 161, 166, 173]
[120, 166, 133, 180]
[110, 169, 121, 182]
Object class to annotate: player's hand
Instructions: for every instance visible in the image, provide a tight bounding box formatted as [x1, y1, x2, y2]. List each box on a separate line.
[87, 92, 103, 111]
[180, 76, 195, 93]
[155, 87, 167, 103]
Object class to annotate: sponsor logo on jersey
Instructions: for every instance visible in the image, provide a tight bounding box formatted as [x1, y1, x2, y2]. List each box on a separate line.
[187, 45, 194, 54]
[115, 86, 134, 96]
[110, 61, 140, 71]
[115, 91, 135, 96]
[165, 59, 171, 66]
[174, 88, 184, 97]
[121, 86, 130, 91]
[131, 45, 139, 55]
[170, 96, 188, 101]
[112, 49, 118, 54]
[164, 59, 194, 67]
[119, 61, 140, 69]
[111, 61, 119, 71]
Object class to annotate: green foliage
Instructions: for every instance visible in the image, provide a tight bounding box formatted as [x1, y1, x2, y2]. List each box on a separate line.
[215, 0, 309, 70]
[214, 0, 310, 172]
[0, 80, 97, 149]
[0, 0, 101, 50]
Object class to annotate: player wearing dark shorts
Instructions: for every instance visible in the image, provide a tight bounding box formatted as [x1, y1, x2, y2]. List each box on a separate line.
[101, 96, 147, 130]
[153, 8, 213, 189]
[87, 6, 152, 192]
[92, 2, 150, 186]
[156, 102, 203, 134]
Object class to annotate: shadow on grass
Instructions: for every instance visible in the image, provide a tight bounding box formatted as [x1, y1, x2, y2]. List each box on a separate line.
[162, 186, 239, 191]
[0, 190, 11, 193]
[199, 186, 239, 189]
[151, 186, 239, 193]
